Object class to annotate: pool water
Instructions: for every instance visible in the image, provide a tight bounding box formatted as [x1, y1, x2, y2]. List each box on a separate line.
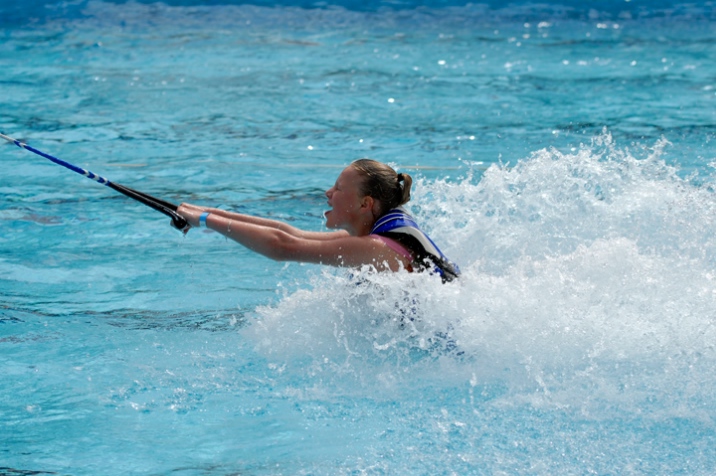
[2, 0, 715, 474]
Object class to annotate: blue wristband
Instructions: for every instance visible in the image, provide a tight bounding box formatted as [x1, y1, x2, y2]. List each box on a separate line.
[199, 211, 210, 228]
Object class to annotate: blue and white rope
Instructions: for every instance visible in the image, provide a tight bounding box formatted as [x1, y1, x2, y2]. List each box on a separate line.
[1, 132, 111, 186]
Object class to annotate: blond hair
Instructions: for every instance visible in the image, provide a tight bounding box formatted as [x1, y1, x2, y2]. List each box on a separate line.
[351, 159, 412, 217]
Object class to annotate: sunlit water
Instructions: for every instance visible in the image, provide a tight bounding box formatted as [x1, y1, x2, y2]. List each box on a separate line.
[2, 1, 716, 474]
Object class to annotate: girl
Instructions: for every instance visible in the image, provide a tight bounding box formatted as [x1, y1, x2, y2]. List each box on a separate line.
[177, 159, 459, 281]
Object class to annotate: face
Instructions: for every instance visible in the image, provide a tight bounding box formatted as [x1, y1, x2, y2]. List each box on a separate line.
[324, 166, 368, 233]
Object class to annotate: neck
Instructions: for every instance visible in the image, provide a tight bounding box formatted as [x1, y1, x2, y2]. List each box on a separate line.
[348, 218, 375, 237]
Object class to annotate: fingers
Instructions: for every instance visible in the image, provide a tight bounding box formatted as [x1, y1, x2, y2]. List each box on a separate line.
[176, 204, 202, 228]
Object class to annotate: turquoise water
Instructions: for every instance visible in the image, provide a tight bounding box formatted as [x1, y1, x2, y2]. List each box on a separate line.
[2, 1, 716, 474]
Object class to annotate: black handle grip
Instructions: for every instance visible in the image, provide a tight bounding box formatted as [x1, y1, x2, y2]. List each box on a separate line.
[108, 182, 187, 230]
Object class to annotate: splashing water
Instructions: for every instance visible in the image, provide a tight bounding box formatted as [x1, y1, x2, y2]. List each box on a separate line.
[248, 132, 716, 421]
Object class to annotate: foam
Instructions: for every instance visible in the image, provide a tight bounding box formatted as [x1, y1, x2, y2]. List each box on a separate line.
[245, 132, 716, 415]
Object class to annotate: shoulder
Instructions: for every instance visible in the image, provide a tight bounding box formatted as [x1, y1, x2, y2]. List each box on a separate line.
[370, 234, 414, 261]
[289, 234, 412, 271]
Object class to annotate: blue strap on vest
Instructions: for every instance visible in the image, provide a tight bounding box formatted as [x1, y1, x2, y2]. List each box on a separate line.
[370, 208, 460, 282]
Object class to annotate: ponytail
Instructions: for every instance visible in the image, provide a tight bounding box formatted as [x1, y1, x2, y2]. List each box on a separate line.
[396, 172, 412, 206]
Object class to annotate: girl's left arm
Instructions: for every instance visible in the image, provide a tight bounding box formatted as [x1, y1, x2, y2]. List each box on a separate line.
[179, 206, 408, 270]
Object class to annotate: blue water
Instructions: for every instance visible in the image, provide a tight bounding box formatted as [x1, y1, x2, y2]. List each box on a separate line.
[2, 0, 716, 474]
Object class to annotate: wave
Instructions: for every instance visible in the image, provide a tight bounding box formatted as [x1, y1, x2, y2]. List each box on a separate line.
[244, 131, 716, 416]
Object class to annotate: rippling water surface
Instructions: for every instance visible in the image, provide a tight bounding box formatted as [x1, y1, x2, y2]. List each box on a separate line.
[1, 0, 715, 474]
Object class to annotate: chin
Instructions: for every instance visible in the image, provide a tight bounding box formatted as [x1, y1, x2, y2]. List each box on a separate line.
[324, 211, 335, 228]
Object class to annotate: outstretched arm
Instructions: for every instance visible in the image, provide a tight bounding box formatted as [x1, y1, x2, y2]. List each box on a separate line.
[177, 204, 410, 271]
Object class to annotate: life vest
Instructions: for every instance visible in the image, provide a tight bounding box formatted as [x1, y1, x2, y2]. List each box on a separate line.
[370, 208, 460, 282]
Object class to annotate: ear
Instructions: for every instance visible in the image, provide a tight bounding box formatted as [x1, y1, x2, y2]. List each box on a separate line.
[360, 195, 375, 213]
[363, 195, 383, 218]
[361, 195, 380, 217]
